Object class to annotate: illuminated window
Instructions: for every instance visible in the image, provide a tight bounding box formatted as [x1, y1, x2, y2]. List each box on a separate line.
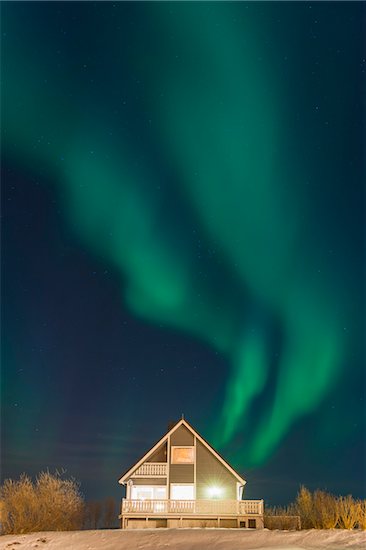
[131, 485, 167, 500]
[170, 484, 194, 499]
[171, 446, 194, 464]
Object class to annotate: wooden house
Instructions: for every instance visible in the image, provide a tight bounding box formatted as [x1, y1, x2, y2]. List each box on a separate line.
[118, 418, 264, 529]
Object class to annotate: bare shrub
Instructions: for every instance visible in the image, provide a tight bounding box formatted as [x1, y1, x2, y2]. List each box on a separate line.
[295, 485, 315, 529]
[338, 495, 359, 529]
[294, 487, 360, 530]
[103, 497, 116, 528]
[85, 500, 102, 529]
[265, 505, 292, 516]
[36, 471, 84, 531]
[1, 474, 39, 534]
[312, 490, 339, 529]
[264, 515, 301, 530]
[0, 471, 84, 534]
[356, 500, 366, 530]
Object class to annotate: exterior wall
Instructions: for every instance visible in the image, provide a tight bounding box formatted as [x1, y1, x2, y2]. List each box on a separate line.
[126, 518, 167, 529]
[169, 425, 195, 485]
[169, 464, 194, 483]
[123, 516, 263, 529]
[131, 478, 167, 485]
[175, 519, 219, 528]
[147, 442, 167, 462]
[220, 519, 238, 528]
[195, 440, 237, 499]
[170, 425, 194, 446]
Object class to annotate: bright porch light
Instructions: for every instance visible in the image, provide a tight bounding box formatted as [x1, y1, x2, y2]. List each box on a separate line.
[207, 486, 223, 498]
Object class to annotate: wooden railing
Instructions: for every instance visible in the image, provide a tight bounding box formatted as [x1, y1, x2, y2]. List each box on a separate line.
[133, 462, 167, 477]
[122, 499, 263, 515]
[240, 500, 264, 514]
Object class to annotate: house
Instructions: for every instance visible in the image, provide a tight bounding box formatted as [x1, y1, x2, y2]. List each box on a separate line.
[118, 417, 264, 529]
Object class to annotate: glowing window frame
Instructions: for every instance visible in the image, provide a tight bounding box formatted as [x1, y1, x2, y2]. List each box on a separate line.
[171, 446, 195, 464]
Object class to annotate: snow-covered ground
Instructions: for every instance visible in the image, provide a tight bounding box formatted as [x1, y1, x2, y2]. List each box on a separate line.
[1, 529, 365, 550]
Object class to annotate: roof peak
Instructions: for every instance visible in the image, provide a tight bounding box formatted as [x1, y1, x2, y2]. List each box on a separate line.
[118, 416, 246, 486]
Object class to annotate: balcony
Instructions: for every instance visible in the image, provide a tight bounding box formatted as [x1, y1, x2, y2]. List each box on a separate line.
[132, 462, 167, 477]
[122, 499, 264, 516]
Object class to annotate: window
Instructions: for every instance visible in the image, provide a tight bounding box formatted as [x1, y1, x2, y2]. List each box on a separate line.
[131, 485, 167, 500]
[171, 446, 194, 464]
[170, 484, 195, 500]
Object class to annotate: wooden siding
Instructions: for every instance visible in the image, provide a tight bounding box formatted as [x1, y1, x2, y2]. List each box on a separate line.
[169, 464, 194, 483]
[131, 478, 167, 485]
[147, 442, 167, 462]
[170, 425, 194, 446]
[195, 440, 237, 499]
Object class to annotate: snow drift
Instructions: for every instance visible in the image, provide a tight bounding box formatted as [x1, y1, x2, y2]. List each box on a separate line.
[1, 528, 365, 550]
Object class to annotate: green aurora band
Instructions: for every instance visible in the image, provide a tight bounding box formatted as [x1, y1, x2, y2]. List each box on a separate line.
[3, 3, 356, 465]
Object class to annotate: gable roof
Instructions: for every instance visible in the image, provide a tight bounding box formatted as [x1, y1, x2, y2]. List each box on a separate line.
[118, 418, 246, 485]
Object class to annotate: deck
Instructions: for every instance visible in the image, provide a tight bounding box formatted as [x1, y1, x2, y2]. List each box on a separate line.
[120, 498, 264, 529]
[121, 498, 264, 516]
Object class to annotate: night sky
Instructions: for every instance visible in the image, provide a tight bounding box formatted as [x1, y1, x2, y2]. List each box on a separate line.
[1, 2, 365, 505]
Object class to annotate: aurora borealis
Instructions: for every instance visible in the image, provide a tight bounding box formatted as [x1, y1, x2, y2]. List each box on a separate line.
[1, 2, 365, 503]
